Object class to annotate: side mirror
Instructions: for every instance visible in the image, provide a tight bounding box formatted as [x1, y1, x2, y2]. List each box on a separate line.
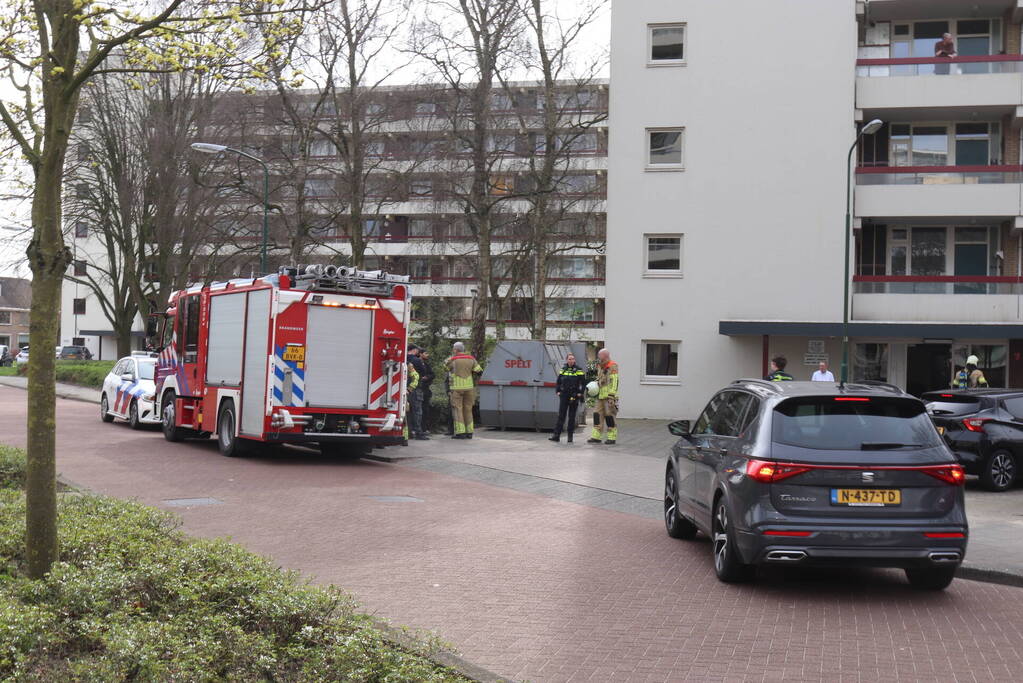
[668, 419, 691, 437]
[121, 372, 135, 382]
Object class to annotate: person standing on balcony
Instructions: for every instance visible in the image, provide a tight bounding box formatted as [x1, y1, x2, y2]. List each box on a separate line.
[811, 360, 835, 382]
[935, 33, 957, 75]
[953, 355, 989, 388]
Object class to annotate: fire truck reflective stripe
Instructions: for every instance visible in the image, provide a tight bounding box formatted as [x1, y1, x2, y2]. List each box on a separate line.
[368, 375, 387, 408]
[272, 346, 306, 407]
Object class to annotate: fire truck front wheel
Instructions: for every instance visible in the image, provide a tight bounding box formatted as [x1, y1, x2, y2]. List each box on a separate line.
[217, 401, 250, 458]
[161, 391, 188, 442]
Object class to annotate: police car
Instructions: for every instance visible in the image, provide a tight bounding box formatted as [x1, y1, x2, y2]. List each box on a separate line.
[99, 353, 160, 429]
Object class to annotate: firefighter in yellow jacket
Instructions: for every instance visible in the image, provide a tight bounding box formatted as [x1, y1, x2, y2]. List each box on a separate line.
[588, 348, 620, 445]
[445, 341, 482, 439]
[402, 360, 419, 442]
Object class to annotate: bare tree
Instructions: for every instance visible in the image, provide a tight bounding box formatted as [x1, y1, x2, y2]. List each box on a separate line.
[410, 0, 527, 356]
[0, 0, 317, 579]
[514, 0, 608, 340]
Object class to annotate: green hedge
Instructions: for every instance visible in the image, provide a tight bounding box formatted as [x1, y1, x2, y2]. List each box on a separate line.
[17, 360, 116, 389]
[0, 446, 465, 681]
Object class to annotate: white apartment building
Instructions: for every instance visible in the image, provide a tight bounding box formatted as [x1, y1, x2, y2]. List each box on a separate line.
[607, 0, 1023, 419]
[61, 81, 608, 359]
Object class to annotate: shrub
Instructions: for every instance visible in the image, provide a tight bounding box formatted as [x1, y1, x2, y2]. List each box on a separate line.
[17, 360, 116, 389]
[0, 446, 25, 490]
[0, 447, 465, 681]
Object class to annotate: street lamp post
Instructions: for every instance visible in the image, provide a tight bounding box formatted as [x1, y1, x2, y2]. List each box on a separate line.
[191, 142, 270, 275]
[840, 118, 884, 384]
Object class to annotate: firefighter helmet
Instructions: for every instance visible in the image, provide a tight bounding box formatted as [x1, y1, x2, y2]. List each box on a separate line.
[966, 355, 980, 366]
[586, 381, 599, 397]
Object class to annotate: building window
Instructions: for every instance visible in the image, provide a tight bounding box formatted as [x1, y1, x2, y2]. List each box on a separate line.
[647, 128, 684, 169]
[853, 343, 888, 382]
[409, 218, 433, 237]
[309, 137, 335, 157]
[643, 340, 680, 384]
[0, 311, 10, 325]
[545, 299, 597, 322]
[366, 140, 386, 157]
[73, 260, 87, 276]
[303, 178, 335, 197]
[73, 298, 86, 315]
[72, 336, 85, 347]
[17, 333, 29, 348]
[648, 24, 686, 64]
[414, 102, 436, 116]
[409, 178, 433, 197]
[74, 222, 89, 238]
[644, 234, 683, 276]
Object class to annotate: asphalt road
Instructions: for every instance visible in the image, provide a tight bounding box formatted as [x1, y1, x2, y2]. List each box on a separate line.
[3, 386, 1023, 682]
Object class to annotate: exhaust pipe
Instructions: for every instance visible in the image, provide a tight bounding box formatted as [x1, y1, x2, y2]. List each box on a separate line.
[765, 550, 807, 562]
[928, 551, 961, 563]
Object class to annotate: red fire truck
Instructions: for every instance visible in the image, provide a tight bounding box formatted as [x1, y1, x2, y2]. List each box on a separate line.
[148, 265, 411, 457]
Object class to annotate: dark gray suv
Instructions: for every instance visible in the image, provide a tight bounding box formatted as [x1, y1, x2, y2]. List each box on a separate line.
[664, 380, 968, 590]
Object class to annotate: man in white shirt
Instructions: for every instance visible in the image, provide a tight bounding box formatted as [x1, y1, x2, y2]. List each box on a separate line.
[811, 361, 835, 382]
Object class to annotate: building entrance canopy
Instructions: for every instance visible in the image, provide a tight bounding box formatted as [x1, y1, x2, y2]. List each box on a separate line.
[719, 320, 1023, 340]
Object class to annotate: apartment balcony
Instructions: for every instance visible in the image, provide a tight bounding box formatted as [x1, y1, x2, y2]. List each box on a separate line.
[854, 165, 1023, 218]
[853, 276, 1023, 323]
[856, 56, 1023, 118]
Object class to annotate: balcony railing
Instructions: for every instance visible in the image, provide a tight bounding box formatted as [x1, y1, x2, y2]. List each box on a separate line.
[854, 275, 1023, 295]
[855, 165, 1022, 185]
[856, 54, 1023, 77]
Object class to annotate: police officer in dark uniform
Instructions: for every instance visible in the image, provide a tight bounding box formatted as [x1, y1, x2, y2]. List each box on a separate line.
[550, 352, 586, 443]
[765, 355, 794, 382]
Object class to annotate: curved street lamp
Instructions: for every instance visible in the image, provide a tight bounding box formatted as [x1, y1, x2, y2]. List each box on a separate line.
[191, 142, 270, 275]
[841, 118, 884, 384]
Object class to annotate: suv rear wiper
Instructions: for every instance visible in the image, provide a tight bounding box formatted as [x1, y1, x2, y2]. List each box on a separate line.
[860, 442, 923, 450]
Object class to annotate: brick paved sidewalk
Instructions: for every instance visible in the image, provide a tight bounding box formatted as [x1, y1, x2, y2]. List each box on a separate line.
[4, 387, 1023, 682]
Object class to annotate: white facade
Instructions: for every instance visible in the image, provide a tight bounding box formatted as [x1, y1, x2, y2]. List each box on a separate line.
[606, 1, 855, 418]
[608, 0, 1023, 419]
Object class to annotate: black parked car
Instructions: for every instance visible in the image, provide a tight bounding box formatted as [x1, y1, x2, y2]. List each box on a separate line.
[922, 389, 1021, 492]
[59, 345, 93, 360]
[664, 380, 968, 590]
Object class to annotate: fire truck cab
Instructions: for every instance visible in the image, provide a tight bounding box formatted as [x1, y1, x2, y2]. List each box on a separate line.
[149, 265, 411, 457]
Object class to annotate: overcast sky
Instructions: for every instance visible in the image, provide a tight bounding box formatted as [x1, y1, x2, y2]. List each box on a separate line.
[0, 0, 610, 280]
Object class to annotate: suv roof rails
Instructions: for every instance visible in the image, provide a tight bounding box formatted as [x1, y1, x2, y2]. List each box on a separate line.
[842, 380, 906, 395]
[732, 378, 785, 393]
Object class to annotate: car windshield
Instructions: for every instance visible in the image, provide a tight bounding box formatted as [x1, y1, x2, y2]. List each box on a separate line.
[137, 361, 156, 380]
[772, 397, 942, 451]
[61, 346, 78, 354]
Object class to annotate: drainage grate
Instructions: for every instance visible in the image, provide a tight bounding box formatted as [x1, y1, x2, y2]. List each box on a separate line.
[162, 497, 224, 507]
[365, 495, 423, 503]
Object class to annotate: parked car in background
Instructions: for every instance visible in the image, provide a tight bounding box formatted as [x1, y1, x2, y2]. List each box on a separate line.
[923, 389, 1022, 492]
[55, 345, 61, 358]
[0, 345, 11, 367]
[99, 355, 160, 429]
[15, 347, 29, 365]
[59, 345, 93, 360]
[664, 380, 968, 590]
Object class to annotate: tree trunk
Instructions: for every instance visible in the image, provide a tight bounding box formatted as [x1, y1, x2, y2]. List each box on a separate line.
[26, 147, 72, 579]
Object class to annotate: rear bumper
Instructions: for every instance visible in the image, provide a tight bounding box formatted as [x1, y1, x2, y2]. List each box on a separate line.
[737, 525, 968, 569]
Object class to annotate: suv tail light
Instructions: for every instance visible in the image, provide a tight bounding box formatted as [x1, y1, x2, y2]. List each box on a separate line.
[919, 464, 966, 486]
[961, 418, 991, 432]
[745, 460, 810, 483]
[745, 460, 966, 486]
